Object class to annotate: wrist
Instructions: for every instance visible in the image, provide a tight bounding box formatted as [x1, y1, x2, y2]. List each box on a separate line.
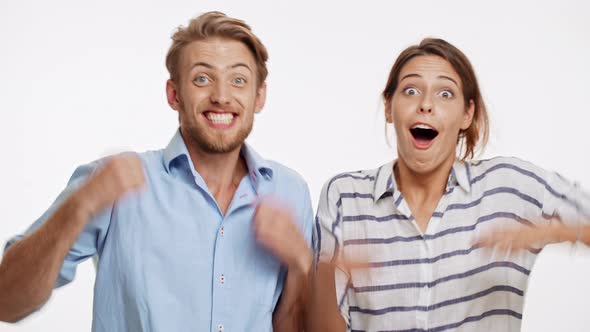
[289, 248, 313, 277]
[69, 189, 97, 221]
[551, 223, 577, 243]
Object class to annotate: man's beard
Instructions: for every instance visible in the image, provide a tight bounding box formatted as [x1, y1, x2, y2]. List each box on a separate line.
[183, 117, 254, 154]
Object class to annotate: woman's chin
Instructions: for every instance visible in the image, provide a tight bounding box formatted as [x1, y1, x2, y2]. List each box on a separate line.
[399, 149, 454, 175]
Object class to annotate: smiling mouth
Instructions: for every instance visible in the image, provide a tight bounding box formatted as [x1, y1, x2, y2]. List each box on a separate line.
[203, 111, 237, 128]
[410, 124, 439, 148]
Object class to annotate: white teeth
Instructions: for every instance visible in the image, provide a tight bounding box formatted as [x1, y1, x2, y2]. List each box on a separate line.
[206, 112, 234, 124]
[412, 124, 434, 130]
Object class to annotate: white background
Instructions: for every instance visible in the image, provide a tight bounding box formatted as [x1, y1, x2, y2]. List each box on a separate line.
[1, 0, 589, 331]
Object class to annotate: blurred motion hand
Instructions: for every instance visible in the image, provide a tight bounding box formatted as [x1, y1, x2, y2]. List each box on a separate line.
[253, 197, 312, 275]
[474, 222, 579, 252]
[77, 153, 146, 217]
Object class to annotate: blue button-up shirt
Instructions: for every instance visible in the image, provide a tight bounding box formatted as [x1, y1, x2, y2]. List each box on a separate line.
[5, 130, 314, 332]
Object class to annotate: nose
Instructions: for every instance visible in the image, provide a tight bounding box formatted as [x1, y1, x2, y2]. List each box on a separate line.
[210, 83, 230, 105]
[419, 95, 433, 114]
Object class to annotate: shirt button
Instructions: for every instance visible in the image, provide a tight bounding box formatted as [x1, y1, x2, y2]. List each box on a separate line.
[220, 227, 224, 237]
[218, 324, 224, 331]
[220, 274, 225, 284]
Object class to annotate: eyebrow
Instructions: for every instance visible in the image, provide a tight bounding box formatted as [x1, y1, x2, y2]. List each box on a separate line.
[438, 75, 459, 87]
[191, 62, 252, 72]
[399, 73, 421, 82]
[399, 73, 459, 87]
[231, 63, 252, 72]
[191, 62, 214, 70]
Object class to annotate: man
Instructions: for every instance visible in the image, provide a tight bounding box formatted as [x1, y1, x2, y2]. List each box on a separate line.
[0, 11, 313, 332]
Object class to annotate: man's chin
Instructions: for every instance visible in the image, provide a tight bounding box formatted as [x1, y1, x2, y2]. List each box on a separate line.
[200, 142, 244, 154]
[196, 134, 249, 154]
[182, 124, 252, 155]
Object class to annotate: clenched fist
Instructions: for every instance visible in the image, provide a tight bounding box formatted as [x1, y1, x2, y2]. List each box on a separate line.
[77, 153, 146, 217]
[253, 197, 312, 275]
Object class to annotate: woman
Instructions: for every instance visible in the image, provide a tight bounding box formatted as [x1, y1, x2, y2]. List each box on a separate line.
[308, 38, 590, 332]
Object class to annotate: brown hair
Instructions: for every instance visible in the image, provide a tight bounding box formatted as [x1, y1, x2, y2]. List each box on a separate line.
[382, 38, 489, 160]
[165, 11, 268, 87]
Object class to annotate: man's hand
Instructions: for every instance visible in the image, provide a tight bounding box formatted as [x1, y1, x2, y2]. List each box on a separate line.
[77, 153, 146, 217]
[253, 197, 312, 275]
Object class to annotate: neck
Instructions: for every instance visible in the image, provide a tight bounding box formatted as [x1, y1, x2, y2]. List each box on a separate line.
[394, 155, 455, 205]
[181, 134, 248, 196]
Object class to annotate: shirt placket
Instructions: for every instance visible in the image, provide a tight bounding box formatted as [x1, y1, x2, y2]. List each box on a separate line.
[210, 180, 257, 332]
[417, 239, 432, 330]
[211, 217, 229, 332]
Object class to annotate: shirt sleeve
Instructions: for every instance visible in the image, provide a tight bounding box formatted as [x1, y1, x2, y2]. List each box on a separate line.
[3, 160, 113, 288]
[541, 171, 590, 227]
[313, 178, 351, 328]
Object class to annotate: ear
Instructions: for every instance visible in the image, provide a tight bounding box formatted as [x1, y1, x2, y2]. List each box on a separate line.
[166, 79, 181, 112]
[254, 82, 267, 114]
[461, 99, 475, 130]
[384, 99, 393, 124]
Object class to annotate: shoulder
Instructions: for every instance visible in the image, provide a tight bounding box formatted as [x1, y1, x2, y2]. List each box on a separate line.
[468, 156, 550, 180]
[67, 150, 167, 186]
[320, 165, 384, 202]
[137, 149, 166, 170]
[324, 165, 383, 190]
[466, 156, 555, 194]
[75, 149, 166, 169]
[266, 160, 309, 189]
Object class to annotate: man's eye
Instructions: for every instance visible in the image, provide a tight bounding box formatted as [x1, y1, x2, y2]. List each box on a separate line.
[233, 77, 246, 85]
[194, 76, 210, 85]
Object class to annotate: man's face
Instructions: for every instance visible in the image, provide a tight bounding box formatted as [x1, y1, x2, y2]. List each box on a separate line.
[166, 37, 266, 154]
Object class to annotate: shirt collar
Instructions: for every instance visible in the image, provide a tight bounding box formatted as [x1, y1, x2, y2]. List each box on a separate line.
[240, 141, 274, 188]
[163, 129, 274, 191]
[450, 159, 472, 192]
[163, 129, 192, 174]
[373, 161, 395, 201]
[373, 159, 471, 201]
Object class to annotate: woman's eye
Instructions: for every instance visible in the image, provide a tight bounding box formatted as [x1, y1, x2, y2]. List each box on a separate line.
[438, 90, 454, 99]
[403, 87, 419, 96]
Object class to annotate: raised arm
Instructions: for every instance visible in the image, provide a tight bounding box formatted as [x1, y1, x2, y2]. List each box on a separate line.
[0, 154, 144, 322]
[477, 170, 590, 250]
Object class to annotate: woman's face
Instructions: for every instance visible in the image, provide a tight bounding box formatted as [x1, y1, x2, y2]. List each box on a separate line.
[386, 55, 474, 174]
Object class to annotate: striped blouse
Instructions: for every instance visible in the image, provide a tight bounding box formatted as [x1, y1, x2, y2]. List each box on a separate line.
[314, 156, 590, 332]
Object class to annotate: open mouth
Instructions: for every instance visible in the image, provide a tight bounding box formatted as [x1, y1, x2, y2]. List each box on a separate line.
[203, 111, 236, 127]
[410, 124, 439, 148]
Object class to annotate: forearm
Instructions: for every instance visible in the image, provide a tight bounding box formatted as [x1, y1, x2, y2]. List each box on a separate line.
[553, 224, 590, 246]
[304, 262, 346, 332]
[272, 250, 312, 332]
[0, 195, 90, 322]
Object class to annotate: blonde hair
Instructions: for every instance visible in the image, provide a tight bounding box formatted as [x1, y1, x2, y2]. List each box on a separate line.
[165, 11, 268, 87]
